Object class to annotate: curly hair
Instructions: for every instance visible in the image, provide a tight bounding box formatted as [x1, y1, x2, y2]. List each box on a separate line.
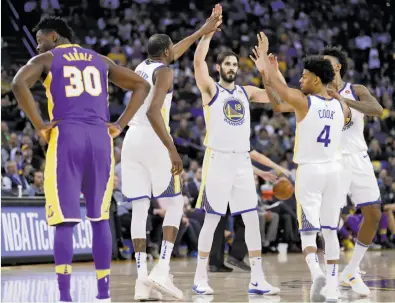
[303, 55, 335, 85]
[320, 45, 348, 78]
[33, 16, 73, 41]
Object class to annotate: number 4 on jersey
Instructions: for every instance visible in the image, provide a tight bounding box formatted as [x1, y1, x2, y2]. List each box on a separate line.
[317, 125, 331, 147]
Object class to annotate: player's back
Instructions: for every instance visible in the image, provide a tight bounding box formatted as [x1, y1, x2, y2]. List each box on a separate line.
[293, 95, 344, 165]
[43, 44, 109, 125]
[128, 59, 173, 132]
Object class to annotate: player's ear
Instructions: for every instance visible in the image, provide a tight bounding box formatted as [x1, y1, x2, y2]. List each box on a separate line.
[215, 64, 220, 73]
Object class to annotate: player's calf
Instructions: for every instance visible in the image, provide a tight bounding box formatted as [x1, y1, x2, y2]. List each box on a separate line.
[321, 228, 340, 301]
[54, 223, 76, 302]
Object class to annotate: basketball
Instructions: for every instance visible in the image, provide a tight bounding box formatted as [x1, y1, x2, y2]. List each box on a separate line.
[273, 177, 294, 200]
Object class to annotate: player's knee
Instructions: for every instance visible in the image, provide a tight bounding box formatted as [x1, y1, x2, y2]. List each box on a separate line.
[321, 228, 340, 260]
[300, 231, 318, 251]
[241, 210, 259, 227]
[131, 199, 150, 239]
[162, 195, 184, 228]
[361, 204, 382, 226]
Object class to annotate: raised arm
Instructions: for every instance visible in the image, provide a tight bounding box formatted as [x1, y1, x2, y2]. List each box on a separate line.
[328, 84, 383, 116]
[193, 33, 218, 104]
[173, 4, 222, 61]
[102, 56, 150, 131]
[250, 33, 308, 114]
[146, 67, 182, 174]
[12, 53, 52, 140]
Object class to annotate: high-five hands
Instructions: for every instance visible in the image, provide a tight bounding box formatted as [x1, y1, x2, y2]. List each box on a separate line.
[199, 4, 223, 36]
[250, 32, 270, 74]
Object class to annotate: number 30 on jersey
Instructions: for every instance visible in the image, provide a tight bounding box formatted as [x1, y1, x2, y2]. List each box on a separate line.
[63, 66, 102, 97]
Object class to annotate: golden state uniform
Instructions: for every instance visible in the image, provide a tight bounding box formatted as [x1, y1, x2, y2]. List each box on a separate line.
[294, 95, 345, 231]
[121, 59, 181, 202]
[196, 83, 256, 216]
[339, 83, 381, 206]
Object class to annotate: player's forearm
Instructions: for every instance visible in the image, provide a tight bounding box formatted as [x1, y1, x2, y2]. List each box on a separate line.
[146, 110, 177, 152]
[11, 81, 46, 130]
[173, 31, 203, 61]
[194, 34, 213, 64]
[117, 84, 150, 129]
[342, 98, 383, 116]
[250, 150, 282, 172]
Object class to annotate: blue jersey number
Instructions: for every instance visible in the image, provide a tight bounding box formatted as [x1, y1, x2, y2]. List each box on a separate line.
[317, 125, 331, 147]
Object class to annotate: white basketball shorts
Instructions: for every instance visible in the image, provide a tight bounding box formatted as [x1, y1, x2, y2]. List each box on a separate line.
[341, 151, 381, 207]
[196, 148, 258, 216]
[296, 160, 344, 231]
[121, 125, 181, 202]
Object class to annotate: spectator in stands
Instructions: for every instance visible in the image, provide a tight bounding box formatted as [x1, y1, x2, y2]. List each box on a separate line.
[2, 161, 30, 195]
[26, 170, 45, 197]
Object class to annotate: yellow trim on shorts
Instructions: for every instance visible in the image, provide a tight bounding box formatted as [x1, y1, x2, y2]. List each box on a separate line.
[174, 175, 181, 194]
[203, 106, 210, 146]
[293, 124, 300, 162]
[161, 106, 171, 133]
[196, 148, 212, 209]
[100, 130, 115, 220]
[44, 127, 65, 226]
[96, 269, 110, 280]
[55, 264, 72, 275]
[295, 166, 302, 229]
[43, 72, 54, 121]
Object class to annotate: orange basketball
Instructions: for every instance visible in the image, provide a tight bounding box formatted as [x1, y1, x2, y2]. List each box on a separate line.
[273, 177, 294, 200]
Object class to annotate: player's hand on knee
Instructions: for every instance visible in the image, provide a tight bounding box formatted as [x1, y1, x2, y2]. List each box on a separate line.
[169, 147, 183, 175]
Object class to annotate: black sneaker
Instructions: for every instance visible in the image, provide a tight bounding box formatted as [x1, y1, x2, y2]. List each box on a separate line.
[226, 255, 251, 271]
[209, 264, 233, 272]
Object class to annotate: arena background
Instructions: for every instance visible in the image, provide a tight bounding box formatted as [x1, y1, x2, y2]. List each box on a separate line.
[1, 0, 395, 300]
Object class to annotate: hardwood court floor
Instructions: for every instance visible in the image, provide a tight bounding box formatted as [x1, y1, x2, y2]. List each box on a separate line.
[2, 250, 395, 302]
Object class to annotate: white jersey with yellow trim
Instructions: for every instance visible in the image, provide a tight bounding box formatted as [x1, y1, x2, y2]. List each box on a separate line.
[293, 95, 344, 164]
[203, 83, 251, 153]
[339, 82, 367, 155]
[128, 59, 173, 132]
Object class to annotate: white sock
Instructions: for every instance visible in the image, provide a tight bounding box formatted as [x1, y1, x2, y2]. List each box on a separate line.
[326, 263, 339, 290]
[346, 241, 368, 273]
[249, 256, 264, 282]
[135, 252, 147, 278]
[306, 253, 323, 280]
[158, 240, 174, 268]
[194, 255, 208, 283]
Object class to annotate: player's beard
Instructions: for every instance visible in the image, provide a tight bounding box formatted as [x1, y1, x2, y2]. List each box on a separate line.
[220, 68, 236, 83]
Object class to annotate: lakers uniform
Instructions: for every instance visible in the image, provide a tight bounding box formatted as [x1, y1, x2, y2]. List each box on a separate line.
[121, 59, 181, 202]
[294, 95, 345, 231]
[339, 83, 381, 206]
[195, 83, 257, 216]
[43, 44, 114, 226]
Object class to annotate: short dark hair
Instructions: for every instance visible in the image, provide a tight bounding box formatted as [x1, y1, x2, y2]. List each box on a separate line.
[303, 55, 335, 85]
[320, 45, 348, 78]
[216, 51, 239, 65]
[34, 16, 73, 41]
[147, 34, 172, 57]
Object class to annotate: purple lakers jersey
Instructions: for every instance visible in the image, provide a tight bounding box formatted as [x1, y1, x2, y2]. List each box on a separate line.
[43, 44, 109, 125]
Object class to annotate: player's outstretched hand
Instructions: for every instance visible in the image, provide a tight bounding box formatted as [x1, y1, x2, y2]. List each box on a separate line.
[38, 121, 58, 143]
[200, 4, 223, 36]
[255, 169, 278, 183]
[107, 123, 122, 138]
[327, 87, 343, 101]
[268, 53, 279, 70]
[169, 148, 183, 175]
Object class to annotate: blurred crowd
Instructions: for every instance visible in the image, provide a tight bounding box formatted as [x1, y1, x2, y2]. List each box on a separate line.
[2, 0, 395, 260]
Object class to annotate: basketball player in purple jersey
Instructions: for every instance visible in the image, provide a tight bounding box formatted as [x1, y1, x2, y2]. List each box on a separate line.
[11, 17, 150, 302]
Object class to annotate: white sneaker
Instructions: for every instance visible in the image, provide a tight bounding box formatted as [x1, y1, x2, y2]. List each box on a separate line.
[149, 265, 183, 300]
[339, 267, 370, 296]
[310, 275, 326, 302]
[321, 286, 340, 302]
[93, 298, 111, 303]
[248, 279, 280, 295]
[192, 279, 214, 295]
[134, 278, 162, 301]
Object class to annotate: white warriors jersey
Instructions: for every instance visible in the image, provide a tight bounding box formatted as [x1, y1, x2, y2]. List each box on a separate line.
[293, 95, 344, 164]
[203, 83, 251, 152]
[128, 59, 173, 132]
[339, 83, 367, 154]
